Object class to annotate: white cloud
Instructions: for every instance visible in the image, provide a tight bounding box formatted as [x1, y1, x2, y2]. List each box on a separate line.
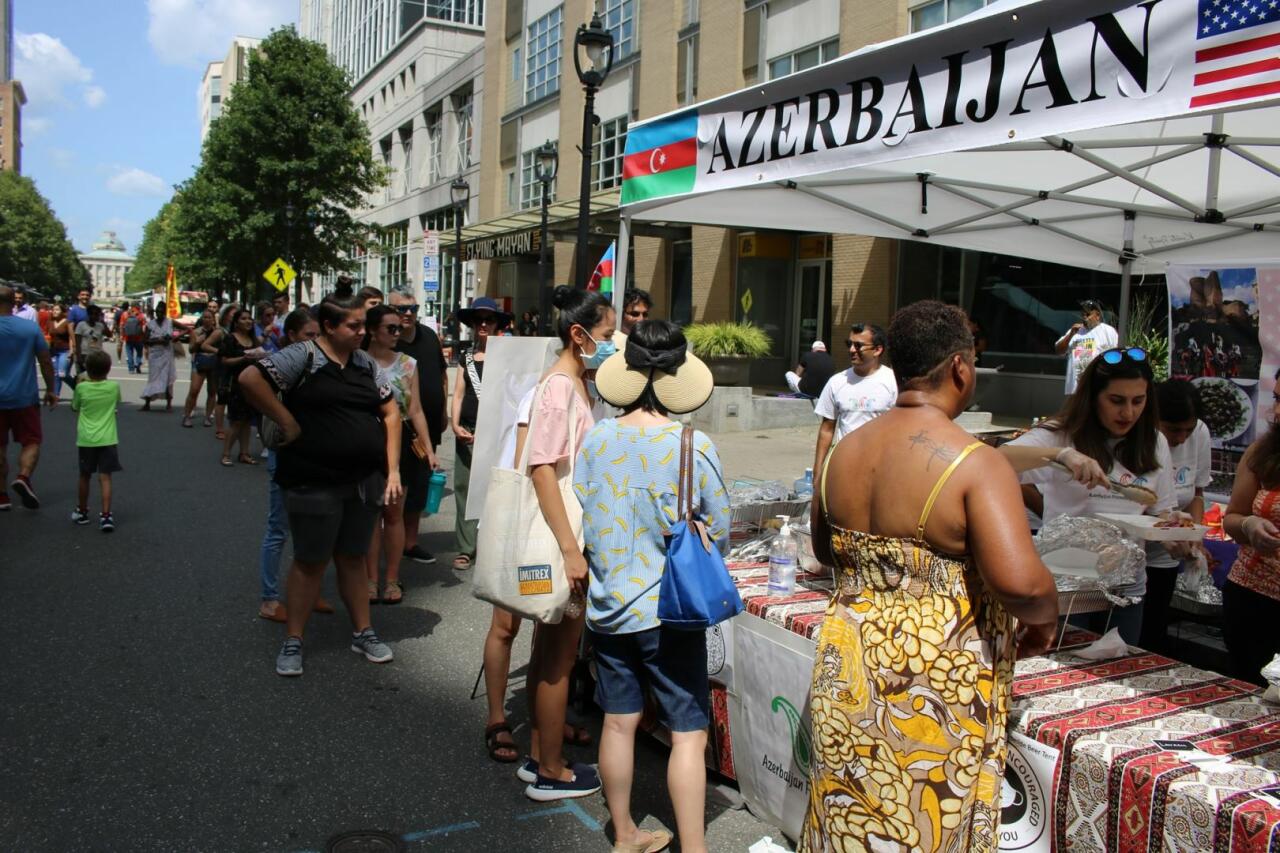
[146, 0, 296, 67]
[14, 32, 105, 113]
[106, 167, 168, 198]
[25, 116, 52, 135]
[49, 148, 76, 170]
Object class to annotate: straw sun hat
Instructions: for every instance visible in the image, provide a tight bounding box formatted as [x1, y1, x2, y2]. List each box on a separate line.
[594, 336, 715, 414]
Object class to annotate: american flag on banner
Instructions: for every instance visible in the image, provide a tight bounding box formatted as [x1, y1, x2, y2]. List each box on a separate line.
[1191, 0, 1280, 108]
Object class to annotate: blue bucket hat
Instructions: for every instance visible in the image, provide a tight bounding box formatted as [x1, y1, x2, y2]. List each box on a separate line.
[457, 296, 513, 329]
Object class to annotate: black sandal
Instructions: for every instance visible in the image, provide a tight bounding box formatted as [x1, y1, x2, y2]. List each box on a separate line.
[485, 722, 519, 764]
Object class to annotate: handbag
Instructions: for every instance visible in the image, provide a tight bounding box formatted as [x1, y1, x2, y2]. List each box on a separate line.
[404, 419, 431, 461]
[472, 375, 582, 624]
[657, 427, 743, 630]
[260, 340, 317, 450]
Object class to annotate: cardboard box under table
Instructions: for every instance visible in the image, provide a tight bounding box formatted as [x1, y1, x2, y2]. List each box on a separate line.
[717, 561, 1280, 852]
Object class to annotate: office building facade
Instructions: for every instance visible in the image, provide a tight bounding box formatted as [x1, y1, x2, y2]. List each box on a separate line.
[198, 37, 262, 141]
[301, 0, 485, 321]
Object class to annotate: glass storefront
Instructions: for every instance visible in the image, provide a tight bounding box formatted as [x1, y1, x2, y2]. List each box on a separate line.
[897, 244, 1166, 374]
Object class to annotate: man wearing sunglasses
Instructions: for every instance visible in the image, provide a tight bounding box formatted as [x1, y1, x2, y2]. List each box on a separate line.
[813, 323, 897, 472]
[1055, 298, 1118, 395]
[389, 287, 449, 564]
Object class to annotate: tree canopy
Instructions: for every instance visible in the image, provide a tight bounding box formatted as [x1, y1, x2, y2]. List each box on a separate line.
[0, 171, 90, 299]
[164, 26, 384, 304]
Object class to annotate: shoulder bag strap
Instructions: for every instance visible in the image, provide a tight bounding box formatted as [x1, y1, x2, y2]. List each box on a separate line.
[515, 375, 557, 474]
[678, 426, 694, 521]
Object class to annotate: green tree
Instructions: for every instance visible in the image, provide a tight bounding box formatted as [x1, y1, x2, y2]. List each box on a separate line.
[176, 26, 384, 303]
[126, 198, 177, 295]
[0, 171, 90, 299]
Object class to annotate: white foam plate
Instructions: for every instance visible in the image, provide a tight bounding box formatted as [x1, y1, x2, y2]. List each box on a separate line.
[1041, 547, 1100, 578]
[1094, 513, 1209, 542]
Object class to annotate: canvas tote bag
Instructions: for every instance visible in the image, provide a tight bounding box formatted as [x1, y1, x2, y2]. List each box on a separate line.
[472, 375, 583, 624]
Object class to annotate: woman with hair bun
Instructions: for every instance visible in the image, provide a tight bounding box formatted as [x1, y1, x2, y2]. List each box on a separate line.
[486, 285, 614, 800]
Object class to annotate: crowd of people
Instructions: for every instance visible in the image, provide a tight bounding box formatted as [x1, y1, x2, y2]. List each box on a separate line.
[5, 273, 1280, 853]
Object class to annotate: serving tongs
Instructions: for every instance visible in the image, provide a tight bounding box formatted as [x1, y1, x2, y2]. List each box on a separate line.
[1047, 460, 1158, 507]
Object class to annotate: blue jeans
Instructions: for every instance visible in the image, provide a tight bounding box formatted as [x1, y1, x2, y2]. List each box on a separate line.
[51, 351, 70, 397]
[259, 450, 290, 601]
[126, 341, 144, 372]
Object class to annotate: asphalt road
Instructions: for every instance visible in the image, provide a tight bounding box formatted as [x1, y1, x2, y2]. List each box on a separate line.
[0, 363, 777, 853]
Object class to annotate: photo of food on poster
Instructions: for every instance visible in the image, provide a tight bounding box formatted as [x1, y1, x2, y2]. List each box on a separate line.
[1167, 265, 1278, 451]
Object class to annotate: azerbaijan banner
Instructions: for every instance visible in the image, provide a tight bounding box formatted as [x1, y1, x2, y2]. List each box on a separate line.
[622, 0, 1280, 206]
[1167, 264, 1280, 452]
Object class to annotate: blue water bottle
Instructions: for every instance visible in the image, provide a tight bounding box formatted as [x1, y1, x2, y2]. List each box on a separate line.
[425, 469, 447, 514]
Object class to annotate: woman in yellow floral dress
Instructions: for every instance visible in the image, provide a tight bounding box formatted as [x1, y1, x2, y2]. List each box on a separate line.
[798, 302, 1060, 853]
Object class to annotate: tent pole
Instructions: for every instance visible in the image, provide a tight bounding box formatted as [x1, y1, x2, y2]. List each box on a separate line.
[1118, 211, 1136, 343]
[614, 215, 631, 330]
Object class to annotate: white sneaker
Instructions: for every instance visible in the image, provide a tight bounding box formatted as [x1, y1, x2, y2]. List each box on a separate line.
[71, 508, 91, 525]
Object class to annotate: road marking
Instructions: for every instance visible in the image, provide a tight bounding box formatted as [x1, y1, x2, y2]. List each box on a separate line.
[402, 820, 482, 841]
[514, 799, 602, 831]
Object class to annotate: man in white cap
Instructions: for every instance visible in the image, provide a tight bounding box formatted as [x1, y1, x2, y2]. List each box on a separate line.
[785, 340, 835, 399]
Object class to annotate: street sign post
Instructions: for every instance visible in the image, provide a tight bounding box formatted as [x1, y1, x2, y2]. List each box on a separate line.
[263, 258, 296, 293]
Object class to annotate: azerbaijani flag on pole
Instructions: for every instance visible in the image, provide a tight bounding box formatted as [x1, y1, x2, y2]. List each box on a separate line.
[587, 242, 615, 295]
[165, 263, 180, 318]
[620, 109, 698, 205]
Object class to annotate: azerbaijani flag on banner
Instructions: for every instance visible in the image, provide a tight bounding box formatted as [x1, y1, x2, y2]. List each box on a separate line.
[588, 242, 615, 294]
[165, 263, 180, 318]
[620, 109, 698, 205]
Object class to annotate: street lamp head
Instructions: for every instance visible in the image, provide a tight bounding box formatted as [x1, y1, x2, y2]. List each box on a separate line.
[535, 140, 559, 183]
[285, 202, 295, 222]
[450, 177, 471, 207]
[573, 13, 614, 89]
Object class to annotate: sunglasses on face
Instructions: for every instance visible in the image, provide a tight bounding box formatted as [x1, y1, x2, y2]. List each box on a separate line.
[394, 304, 418, 314]
[1100, 346, 1147, 365]
[380, 324, 401, 334]
[846, 340, 875, 352]
[625, 309, 649, 318]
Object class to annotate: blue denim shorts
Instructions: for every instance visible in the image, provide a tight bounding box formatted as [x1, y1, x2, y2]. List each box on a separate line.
[589, 627, 709, 732]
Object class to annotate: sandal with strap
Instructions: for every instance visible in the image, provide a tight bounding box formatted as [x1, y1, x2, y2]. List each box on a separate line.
[485, 722, 520, 763]
[202, 416, 214, 427]
[564, 722, 593, 747]
[181, 416, 194, 428]
[382, 579, 403, 604]
[367, 580, 380, 602]
[611, 829, 673, 853]
[238, 454, 260, 466]
[452, 554, 472, 570]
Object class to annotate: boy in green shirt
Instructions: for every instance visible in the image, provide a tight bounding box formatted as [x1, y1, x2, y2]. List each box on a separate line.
[71, 351, 123, 532]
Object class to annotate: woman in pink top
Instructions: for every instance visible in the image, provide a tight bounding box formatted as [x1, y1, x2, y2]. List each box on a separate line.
[1223, 369, 1280, 684]
[503, 285, 615, 802]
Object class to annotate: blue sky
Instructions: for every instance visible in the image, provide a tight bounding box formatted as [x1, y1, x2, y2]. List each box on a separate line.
[15, 0, 297, 256]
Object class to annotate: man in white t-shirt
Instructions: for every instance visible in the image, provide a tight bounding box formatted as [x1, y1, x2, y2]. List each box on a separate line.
[1056, 299, 1118, 395]
[813, 323, 898, 472]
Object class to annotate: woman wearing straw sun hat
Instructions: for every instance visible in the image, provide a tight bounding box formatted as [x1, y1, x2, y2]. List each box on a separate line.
[450, 297, 512, 570]
[573, 319, 730, 853]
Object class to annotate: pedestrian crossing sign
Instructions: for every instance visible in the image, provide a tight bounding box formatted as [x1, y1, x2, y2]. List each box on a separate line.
[264, 258, 296, 292]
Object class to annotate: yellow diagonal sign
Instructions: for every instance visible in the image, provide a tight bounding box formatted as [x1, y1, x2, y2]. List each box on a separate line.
[263, 257, 296, 292]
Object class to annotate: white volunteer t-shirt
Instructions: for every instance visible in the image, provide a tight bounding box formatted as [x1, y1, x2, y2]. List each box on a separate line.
[1169, 420, 1213, 511]
[814, 365, 898, 443]
[1064, 322, 1118, 394]
[1009, 426, 1175, 588]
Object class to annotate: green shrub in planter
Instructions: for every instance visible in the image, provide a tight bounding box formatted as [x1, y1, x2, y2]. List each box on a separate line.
[683, 322, 772, 358]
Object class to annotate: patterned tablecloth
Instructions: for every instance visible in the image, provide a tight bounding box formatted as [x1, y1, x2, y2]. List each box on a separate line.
[725, 562, 1280, 852]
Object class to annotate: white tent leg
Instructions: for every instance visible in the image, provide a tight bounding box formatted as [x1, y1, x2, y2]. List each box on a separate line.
[614, 216, 631, 330]
[1118, 211, 1136, 343]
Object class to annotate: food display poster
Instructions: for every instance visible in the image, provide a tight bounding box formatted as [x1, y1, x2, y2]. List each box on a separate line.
[1166, 265, 1279, 451]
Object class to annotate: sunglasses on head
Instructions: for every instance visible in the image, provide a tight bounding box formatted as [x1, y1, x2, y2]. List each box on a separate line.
[394, 304, 418, 314]
[1100, 346, 1147, 365]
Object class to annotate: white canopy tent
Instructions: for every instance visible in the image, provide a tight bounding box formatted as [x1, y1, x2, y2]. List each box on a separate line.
[611, 0, 1280, 338]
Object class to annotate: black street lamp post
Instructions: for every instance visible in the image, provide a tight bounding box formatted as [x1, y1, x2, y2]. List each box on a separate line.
[284, 202, 297, 305]
[534, 140, 558, 333]
[573, 13, 614, 289]
[450, 177, 470, 329]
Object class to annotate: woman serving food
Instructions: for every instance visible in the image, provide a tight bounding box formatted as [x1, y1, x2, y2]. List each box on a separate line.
[999, 347, 1177, 644]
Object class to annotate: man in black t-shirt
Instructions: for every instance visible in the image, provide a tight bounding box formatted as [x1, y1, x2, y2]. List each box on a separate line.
[785, 340, 835, 398]
[389, 288, 448, 563]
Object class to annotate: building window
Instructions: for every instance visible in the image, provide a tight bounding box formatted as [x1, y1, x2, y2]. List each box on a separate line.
[909, 0, 989, 32]
[592, 117, 628, 191]
[525, 7, 562, 104]
[677, 33, 699, 105]
[768, 37, 840, 80]
[380, 221, 410, 292]
[399, 124, 415, 194]
[427, 0, 484, 27]
[512, 47, 521, 81]
[520, 146, 556, 210]
[506, 170, 518, 210]
[602, 0, 635, 60]
[425, 109, 443, 184]
[455, 91, 474, 171]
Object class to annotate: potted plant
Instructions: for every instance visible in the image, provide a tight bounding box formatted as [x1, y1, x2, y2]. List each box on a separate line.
[683, 321, 772, 387]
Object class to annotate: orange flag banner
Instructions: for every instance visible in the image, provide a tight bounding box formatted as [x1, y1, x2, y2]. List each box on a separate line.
[165, 264, 180, 318]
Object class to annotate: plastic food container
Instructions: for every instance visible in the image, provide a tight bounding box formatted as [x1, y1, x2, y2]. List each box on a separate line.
[1093, 513, 1210, 542]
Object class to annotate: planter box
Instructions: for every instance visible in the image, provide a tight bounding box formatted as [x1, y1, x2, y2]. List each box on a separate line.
[704, 355, 752, 387]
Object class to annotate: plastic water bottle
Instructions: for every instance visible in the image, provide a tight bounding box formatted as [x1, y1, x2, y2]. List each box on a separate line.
[793, 467, 814, 499]
[768, 515, 798, 596]
[563, 591, 586, 619]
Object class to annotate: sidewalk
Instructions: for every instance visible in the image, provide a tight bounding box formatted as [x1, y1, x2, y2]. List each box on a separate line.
[707, 424, 818, 485]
